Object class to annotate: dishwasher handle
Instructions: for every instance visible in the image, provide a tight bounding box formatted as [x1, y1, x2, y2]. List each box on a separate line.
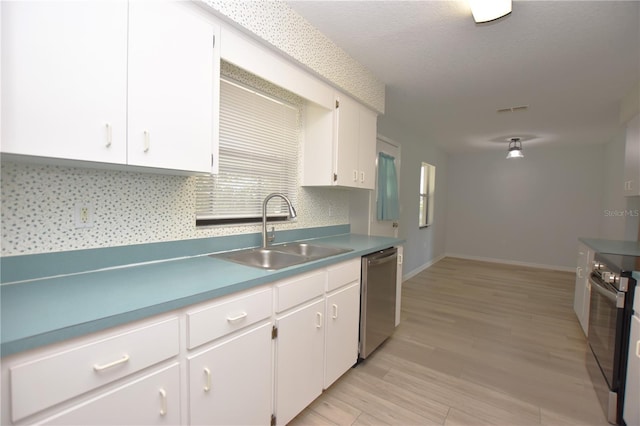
[366, 248, 397, 267]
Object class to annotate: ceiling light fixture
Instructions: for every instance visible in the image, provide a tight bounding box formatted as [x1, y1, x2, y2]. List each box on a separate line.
[506, 137, 524, 159]
[469, 0, 512, 23]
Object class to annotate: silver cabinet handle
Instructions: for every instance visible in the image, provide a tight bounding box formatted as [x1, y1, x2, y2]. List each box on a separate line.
[93, 354, 130, 371]
[332, 303, 338, 319]
[316, 312, 323, 328]
[143, 130, 150, 152]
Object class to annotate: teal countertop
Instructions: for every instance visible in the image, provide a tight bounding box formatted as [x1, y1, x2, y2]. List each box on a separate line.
[579, 238, 640, 257]
[1, 233, 402, 357]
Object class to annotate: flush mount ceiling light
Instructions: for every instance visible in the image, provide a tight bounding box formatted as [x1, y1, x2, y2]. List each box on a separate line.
[506, 137, 524, 159]
[469, 0, 512, 23]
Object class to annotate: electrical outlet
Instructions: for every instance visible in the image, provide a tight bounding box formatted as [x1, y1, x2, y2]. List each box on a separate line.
[74, 202, 94, 229]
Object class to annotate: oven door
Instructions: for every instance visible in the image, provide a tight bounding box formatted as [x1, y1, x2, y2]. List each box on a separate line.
[588, 273, 625, 389]
[587, 273, 627, 424]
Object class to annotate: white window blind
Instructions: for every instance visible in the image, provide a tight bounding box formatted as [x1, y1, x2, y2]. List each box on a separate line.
[196, 78, 299, 222]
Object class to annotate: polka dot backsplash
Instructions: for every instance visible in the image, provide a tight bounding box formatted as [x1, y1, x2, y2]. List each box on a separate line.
[202, 0, 385, 114]
[1, 161, 349, 256]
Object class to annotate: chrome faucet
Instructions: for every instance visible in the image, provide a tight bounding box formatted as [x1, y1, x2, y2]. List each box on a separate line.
[262, 193, 297, 248]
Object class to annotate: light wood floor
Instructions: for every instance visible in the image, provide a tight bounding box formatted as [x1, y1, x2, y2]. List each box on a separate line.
[290, 257, 609, 426]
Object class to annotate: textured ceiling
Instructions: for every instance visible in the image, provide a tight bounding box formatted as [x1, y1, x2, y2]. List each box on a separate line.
[287, 0, 640, 153]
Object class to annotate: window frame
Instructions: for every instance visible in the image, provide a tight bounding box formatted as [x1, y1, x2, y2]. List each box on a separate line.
[419, 162, 435, 228]
[195, 76, 300, 227]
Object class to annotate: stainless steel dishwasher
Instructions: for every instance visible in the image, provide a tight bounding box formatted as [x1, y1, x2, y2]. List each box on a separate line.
[359, 247, 398, 359]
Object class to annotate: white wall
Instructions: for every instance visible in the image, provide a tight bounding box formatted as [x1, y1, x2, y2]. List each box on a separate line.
[445, 144, 604, 270]
[377, 115, 448, 278]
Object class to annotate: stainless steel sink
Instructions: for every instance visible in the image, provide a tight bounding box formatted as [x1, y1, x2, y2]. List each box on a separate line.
[271, 242, 351, 258]
[211, 243, 352, 270]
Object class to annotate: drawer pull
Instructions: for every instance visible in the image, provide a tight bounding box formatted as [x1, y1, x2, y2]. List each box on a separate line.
[203, 367, 211, 392]
[226, 312, 248, 323]
[159, 388, 167, 416]
[105, 123, 112, 147]
[332, 303, 339, 319]
[316, 312, 323, 328]
[143, 130, 150, 152]
[636, 340, 640, 358]
[93, 354, 130, 371]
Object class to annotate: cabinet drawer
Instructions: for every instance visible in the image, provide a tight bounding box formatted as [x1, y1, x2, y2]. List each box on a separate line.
[10, 317, 179, 422]
[275, 270, 325, 313]
[187, 287, 272, 349]
[327, 259, 360, 292]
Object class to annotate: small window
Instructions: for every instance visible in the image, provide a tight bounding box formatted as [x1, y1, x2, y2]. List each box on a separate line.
[196, 78, 299, 226]
[419, 162, 435, 228]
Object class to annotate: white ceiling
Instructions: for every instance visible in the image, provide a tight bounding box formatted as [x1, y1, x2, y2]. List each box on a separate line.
[286, 0, 640, 154]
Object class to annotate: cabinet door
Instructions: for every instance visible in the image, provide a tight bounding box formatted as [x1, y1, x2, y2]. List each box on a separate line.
[275, 298, 325, 426]
[574, 245, 588, 334]
[573, 244, 592, 336]
[334, 95, 361, 187]
[1, 1, 128, 163]
[358, 107, 377, 190]
[128, 1, 215, 173]
[40, 363, 180, 425]
[624, 315, 640, 426]
[324, 282, 360, 388]
[624, 114, 640, 196]
[188, 323, 272, 426]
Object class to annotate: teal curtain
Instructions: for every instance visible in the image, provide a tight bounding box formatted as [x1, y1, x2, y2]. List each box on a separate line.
[377, 152, 400, 221]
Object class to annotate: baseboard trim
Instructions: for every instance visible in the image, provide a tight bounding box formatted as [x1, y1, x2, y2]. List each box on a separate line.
[443, 253, 575, 273]
[402, 254, 446, 281]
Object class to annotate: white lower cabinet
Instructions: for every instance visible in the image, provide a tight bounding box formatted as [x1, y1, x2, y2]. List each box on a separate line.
[6, 317, 179, 423]
[573, 242, 593, 336]
[2, 257, 368, 426]
[275, 298, 326, 426]
[39, 363, 181, 425]
[324, 282, 360, 389]
[624, 314, 640, 426]
[187, 323, 272, 426]
[274, 259, 361, 425]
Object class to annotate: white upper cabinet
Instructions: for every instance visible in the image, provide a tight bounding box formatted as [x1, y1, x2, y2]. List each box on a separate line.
[127, 1, 216, 173]
[1, 1, 128, 164]
[1, 1, 219, 174]
[624, 114, 640, 196]
[334, 95, 360, 187]
[358, 106, 377, 190]
[302, 93, 377, 189]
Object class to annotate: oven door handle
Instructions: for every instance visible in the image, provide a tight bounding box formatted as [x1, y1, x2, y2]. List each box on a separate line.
[589, 275, 625, 308]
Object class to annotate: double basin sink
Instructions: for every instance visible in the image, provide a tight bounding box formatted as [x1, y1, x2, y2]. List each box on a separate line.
[211, 242, 353, 270]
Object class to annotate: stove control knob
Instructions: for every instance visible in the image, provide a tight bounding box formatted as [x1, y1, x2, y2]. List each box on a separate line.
[593, 261, 604, 270]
